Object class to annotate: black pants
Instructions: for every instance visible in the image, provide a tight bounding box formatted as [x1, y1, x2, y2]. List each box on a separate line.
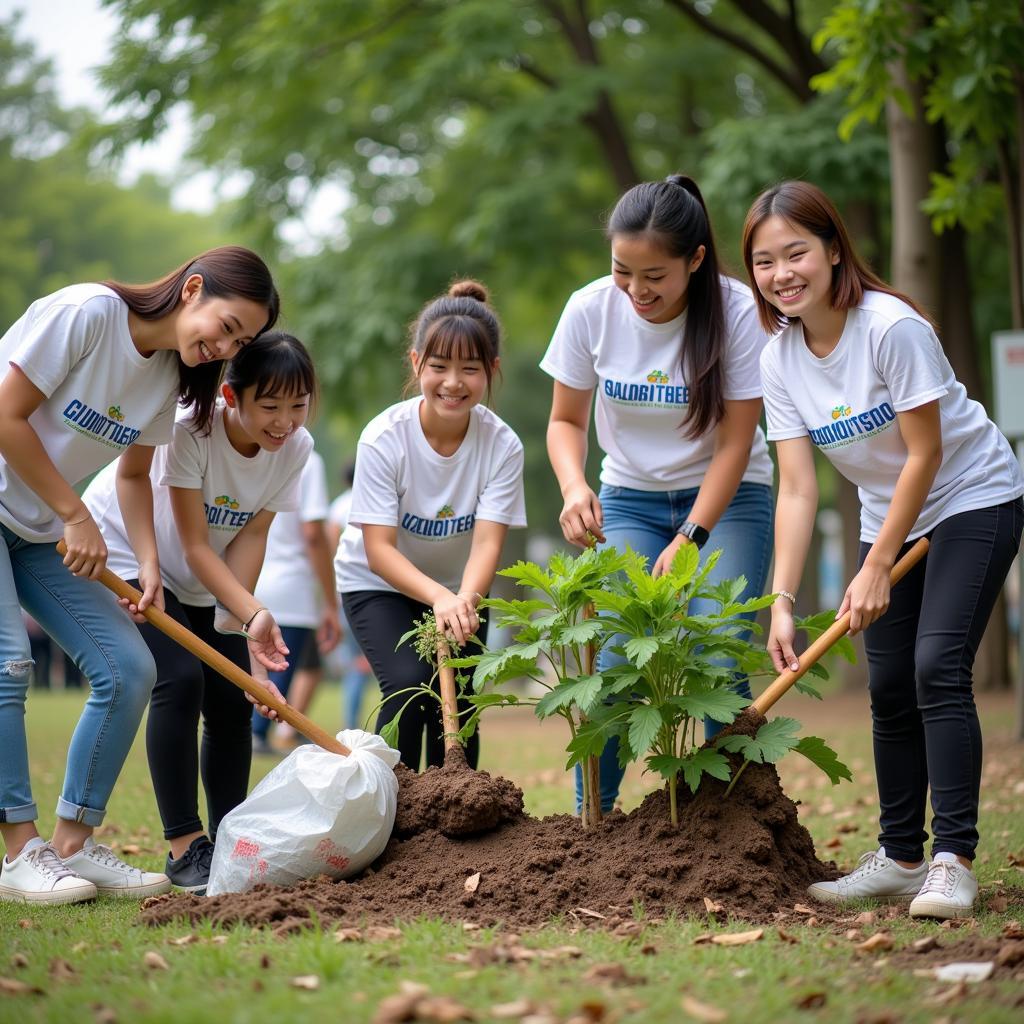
[342, 590, 480, 771]
[861, 498, 1023, 862]
[132, 583, 252, 841]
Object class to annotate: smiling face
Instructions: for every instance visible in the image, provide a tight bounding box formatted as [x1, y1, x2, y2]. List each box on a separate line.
[175, 275, 271, 367]
[749, 215, 839, 321]
[411, 348, 492, 424]
[610, 234, 705, 324]
[228, 384, 311, 452]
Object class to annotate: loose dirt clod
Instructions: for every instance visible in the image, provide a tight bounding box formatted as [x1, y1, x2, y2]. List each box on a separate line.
[392, 756, 526, 838]
[140, 758, 838, 931]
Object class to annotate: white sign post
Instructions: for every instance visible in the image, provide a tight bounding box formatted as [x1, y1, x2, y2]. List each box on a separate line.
[992, 331, 1024, 740]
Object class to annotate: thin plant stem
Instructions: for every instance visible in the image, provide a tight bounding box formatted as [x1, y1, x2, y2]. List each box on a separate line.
[724, 758, 750, 798]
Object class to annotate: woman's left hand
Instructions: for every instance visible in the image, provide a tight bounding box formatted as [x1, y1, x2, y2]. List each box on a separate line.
[652, 535, 690, 578]
[839, 559, 892, 634]
[117, 560, 165, 623]
[244, 608, 290, 672]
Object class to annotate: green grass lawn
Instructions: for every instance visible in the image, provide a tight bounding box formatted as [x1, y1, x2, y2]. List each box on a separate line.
[2, 684, 1023, 1023]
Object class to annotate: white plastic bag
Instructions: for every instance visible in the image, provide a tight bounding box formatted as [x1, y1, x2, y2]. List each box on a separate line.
[206, 729, 400, 896]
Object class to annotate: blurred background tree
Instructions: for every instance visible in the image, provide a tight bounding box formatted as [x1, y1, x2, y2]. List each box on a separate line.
[3, 2, 1018, 684]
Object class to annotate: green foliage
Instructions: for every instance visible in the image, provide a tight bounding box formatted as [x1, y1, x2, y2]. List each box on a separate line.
[460, 543, 851, 825]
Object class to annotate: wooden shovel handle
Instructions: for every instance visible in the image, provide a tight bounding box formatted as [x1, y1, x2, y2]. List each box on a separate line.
[437, 639, 461, 753]
[751, 536, 930, 715]
[60, 543, 350, 756]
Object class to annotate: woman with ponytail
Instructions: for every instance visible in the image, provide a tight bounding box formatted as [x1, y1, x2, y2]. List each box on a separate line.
[542, 175, 774, 815]
[337, 281, 526, 771]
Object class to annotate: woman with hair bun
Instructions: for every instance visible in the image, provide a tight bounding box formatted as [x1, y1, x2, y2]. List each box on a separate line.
[337, 280, 527, 771]
[542, 175, 774, 815]
[744, 180, 1023, 919]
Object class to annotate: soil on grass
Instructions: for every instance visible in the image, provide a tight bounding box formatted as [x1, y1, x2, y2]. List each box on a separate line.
[140, 755, 837, 931]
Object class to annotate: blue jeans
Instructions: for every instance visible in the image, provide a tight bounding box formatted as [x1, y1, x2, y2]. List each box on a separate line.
[574, 481, 774, 813]
[0, 525, 157, 826]
[251, 624, 312, 740]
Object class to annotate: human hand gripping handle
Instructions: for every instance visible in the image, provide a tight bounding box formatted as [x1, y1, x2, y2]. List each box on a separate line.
[55, 541, 350, 756]
[755, 537, 929, 716]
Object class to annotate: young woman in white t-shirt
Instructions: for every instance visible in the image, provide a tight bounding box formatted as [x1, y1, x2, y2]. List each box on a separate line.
[542, 175, 774, 813]
[744, 180, 1024, 920]
[337, 281, 527, 771]
[84, 331, 316, 894]
[0, 247, 279, 906]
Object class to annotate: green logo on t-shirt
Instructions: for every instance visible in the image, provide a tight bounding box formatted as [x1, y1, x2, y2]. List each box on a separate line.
[214, 494, 240, 510]
[107, 405, 125, 423]
[646, 369, 670, 384]
[831, 404, 852, 421]
[437, 504, 455, 519]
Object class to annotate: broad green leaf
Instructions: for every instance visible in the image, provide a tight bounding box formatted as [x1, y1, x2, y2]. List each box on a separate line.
[557, 619, 604, 645]
[624, 635, 659, 667]
[646, 753, 688, 779]
[627, 705, 662, 757]
[680, 748, 732, 793]
[793, 736, 853, 785]
[717, 716, 801, 763]
[667, 689, 749, 723]
[794, 677, 823, 699]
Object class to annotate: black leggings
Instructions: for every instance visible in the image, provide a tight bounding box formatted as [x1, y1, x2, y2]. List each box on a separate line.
[861, 498, 1023, 862]
[342, 590, 480, 771]
[132, 583, 252, 841]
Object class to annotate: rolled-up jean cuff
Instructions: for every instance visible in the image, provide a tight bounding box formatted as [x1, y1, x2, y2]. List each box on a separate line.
[55, 797, 105, 827]
[0, 801, 38, 824]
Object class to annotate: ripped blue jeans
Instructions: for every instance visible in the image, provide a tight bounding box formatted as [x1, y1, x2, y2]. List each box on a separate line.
[0, 525, 156, 827]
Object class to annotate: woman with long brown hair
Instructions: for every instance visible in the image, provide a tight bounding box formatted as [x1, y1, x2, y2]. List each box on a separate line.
[744, 180, 1023, 919]
[0, 247, 279, 906]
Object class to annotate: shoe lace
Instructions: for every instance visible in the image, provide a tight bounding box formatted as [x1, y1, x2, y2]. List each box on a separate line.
[85, 842, 140, 874]
[848, 849, 885, 880]
[919, 861, 957, 897]
[25, 843, 77, 882]
[184, 840, 214, 873]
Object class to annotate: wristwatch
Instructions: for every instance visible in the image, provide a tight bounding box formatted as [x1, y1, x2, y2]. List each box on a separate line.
[677, 520, 709, 549]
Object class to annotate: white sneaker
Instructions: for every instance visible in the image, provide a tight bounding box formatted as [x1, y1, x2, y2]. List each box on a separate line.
[808, 847, 928, 904]
[909, 853, 978, 920]
[62, 837, 172, 897]
[0, 837, 97, 906]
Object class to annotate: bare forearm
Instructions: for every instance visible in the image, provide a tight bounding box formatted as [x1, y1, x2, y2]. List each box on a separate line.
[771, 488, 818, 596]
[366, 542, 446, 605]
[0, 418, 87, 521]
[116, 474, 159, 566]
[546, 419, 589, 495]
[688, 443, 751, 533]
[459, 537, 506, 599]
[187, 542, 263, 622]
[305, 527, 339, 611]
[865, 451, 941, 569]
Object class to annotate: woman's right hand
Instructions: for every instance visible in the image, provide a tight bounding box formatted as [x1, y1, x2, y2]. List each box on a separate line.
[61, 512, 107, 579]
[558, 481, 605, 548]
[433, 589, 479, 646]
[768, 606, 800, 674]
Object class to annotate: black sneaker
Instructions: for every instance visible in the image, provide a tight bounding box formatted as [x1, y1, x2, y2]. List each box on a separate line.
[165, 836, 215, 895]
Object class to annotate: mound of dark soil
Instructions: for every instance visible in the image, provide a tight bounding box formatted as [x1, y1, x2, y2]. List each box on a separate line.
[140, 757, 835, 931]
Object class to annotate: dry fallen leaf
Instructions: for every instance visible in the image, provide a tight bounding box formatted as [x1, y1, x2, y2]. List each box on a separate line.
[210, 936, 229, 945]
[334, 928, 363, 943]
[415, 994, 475, 1021]
[793, 991, 827, 1010]
[926, 981, 970, 1007]
[464, 872, 481, 894]
[853, 911, 877, 926]
[575, 907, 607, 920]
[290, 975, 320, 990]
[710, 929, 764, 947]
[776, 929, 799, 945]
[912, 936, 940, 953]
[9, 954, 28, 970]
[49, 958, 76, 982]
[462, 922, 480, 932]
[825, 837, 842, 849]
[142, 951, 169, 971]
[120, 844, 141, 855]
[703, 897, 724, 915]
[692, 933, 713, 945]
[855, 933, 894, 953]
[169, 934, 198, 947]
[0, 976, 43, 996]
[16, 920, 32, 929]
[996, 942, 1024, 967]
[366, 926, 403, 942]
[582, 962, 640, 986]
[987, 895, 1009, 913]
[92, 1005, 118, 1023]
[793, 904, 815, 915]
[680, 994, 728, 1022]
[490, 999, 536, 1019]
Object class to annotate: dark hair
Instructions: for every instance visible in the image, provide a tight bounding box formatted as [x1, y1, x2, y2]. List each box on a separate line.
[741, 180, 935, 334]
[224, 331, 319, 416]
[405, 279, 502, 399]
[607, 175, 726, 438]
[103, 246, 281, 432]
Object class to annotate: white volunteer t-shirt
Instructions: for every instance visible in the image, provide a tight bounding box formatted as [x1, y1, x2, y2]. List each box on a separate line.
[0, 284, 179, 542]
[255, 450, 331, 629]
[761, 290, 1024, 541]
[327, 490, 353, 533]
[540, 274, 774, 491]
[86, 401, 313, 606]
[336, 398, 527, 594]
